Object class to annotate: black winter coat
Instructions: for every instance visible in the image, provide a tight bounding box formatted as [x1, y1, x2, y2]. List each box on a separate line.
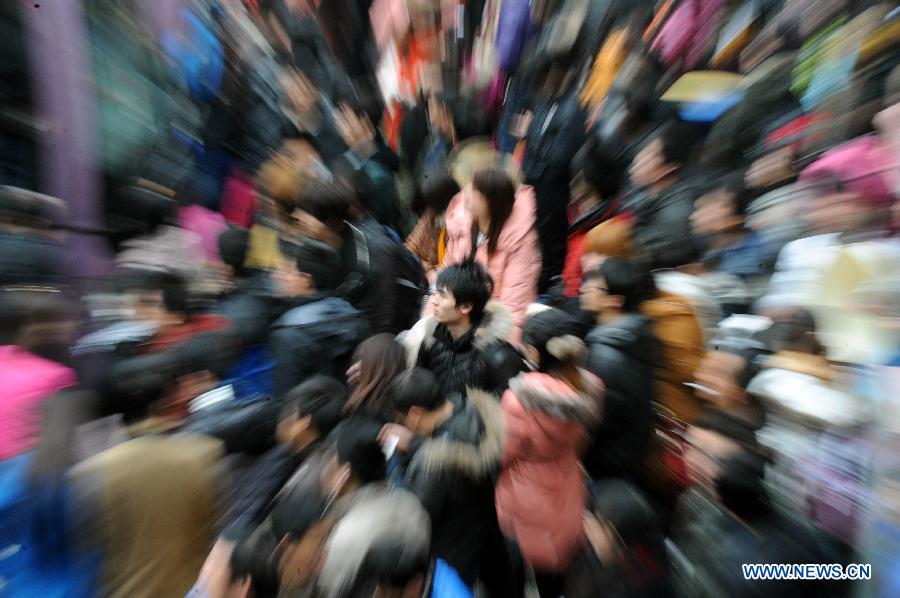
[269, 294, 370, 399]
[412, 301, 523, 397]
[584, 313, 660, 481]
[623, 182, 699, 271]
[405, 389, 504, 585]
[217, 270, 275, 346]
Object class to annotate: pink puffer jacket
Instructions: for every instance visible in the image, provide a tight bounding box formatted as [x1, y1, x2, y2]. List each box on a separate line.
[495, 371, 602, 572]
[0, 345, 77, 460]
[442, 185, 541, 345]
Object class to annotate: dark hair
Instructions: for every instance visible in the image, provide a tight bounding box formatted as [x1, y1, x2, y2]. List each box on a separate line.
[346, 334, 407, 421]
[294, 238, 344, 291]
[284, 375, 347, 437]
[655, 121, 694, 167]
[692, 408, 759, 449]
[335, 417, 387, 484]
[764, 308, 824, 355]
[119, 269, 188, 316]
[358, 538, 429, 591]
[704, 172, 752, 218]
[388, 368, 443, 416]
[175, 330, 241, 380]
[571, 137, 625, 199]
[297, 178, 353, 229]
[105, 351, 180, 424]
[471, 168, 516, 256]
[587, 257, 649, 312]
[716, 449, 769, 518]
[522, 308, 586, 389]
[0, 288, 74, 347]
[483, 345, 528, 395]
[417, 170, 460, 216]
[435, 259, 493, 323]
[218, 227, 250, 278]
[229, 526, 280, 598]
[271, 482, 326, 540]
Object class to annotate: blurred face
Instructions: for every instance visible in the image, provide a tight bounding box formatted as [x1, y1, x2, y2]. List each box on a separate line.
[465, 184, 489, 223]
[279, 70, 318, 115]
[691, 189, 742, 237]
[430, 287, 471, 326]
[570, 173, 600, 211]
[692, 351, 747, 409]
[579, 276, 622, 315]
[804, 188, 864, 235]
[629, 138, 674, 190]
[684, 426, 742, 494]
[745, 149, 794, 190]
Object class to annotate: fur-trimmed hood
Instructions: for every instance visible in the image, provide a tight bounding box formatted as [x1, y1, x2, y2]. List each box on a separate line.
[400, 300, 514, 367]
[507, 371, 602, 428]
[409, 387, 505, 479]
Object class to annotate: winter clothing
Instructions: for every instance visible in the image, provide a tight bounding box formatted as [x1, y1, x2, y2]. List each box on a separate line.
[799, 135, 895, 209]
[178, 204, 228, 263]
[623, 183, 698, 271]
[269, 294, 370, 399]
[584, 313, 660, 480]
[522, 93, 587, 291]
[0, 346, 77, 460]
[69, 431, 227, 598]
[217, 269, 275, 346]
[405, 388, 504, 584]
[641, 291, 705, 423]
[496, 371, 602, 573]
[562, 203, 620, 298]
[317, 485, 430, 598]
[749, 351, 869, 542]
[582, 215, 634, 258]
[671, 487, 841, 598]
[443, 186, 541, 341]
[404, 300, 519, 397]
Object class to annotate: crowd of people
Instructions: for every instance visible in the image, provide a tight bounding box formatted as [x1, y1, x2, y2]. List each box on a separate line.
[1, 0, 900, 596]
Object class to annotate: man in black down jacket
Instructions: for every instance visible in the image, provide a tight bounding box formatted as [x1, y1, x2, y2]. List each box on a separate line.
[580, 257, 660, 482]
[402, 260, 525, 397]
[384, 368, 519, 595]
[269, 239, 370, 399]
[623, 121, 700, 270]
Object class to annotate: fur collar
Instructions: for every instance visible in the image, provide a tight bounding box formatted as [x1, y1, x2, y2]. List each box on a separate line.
[403, 300, 513, 367]
[410, 388, 505, 478]
[508, 371, 602, 427]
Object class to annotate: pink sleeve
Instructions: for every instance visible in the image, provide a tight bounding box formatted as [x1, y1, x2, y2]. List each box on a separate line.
[497, 228, 541, 341]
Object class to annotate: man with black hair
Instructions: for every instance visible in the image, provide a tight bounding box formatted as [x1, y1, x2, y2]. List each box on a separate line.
[520, 52, 588, 292]
[269, 238, 369, 398]
[403, 260, 524, 397]
[382, 368, 507, 590]
[580, 258, 660, 481]
[217, 376, 348, 530]
[216, 226, 276, 346]
[690, 174, 772, 313]
[293, 177, 415, 334]
[624, 121, 700, 270]
[70, 350, 228, 598]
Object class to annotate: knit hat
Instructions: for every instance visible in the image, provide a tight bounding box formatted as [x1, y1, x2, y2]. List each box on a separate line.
[799, 136, 895, 208]
[583, 216, 634, 257]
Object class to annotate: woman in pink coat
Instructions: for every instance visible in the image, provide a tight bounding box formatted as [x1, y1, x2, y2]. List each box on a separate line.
[496, 308, 603, 597]
[442, 168, 542, 345]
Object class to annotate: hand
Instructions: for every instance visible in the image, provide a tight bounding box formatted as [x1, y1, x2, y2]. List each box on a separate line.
[282, 71, 318, 115]
[346, 361, 361, 388]
[378, 423, 415, 454]
[511, 111, 533, 139]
